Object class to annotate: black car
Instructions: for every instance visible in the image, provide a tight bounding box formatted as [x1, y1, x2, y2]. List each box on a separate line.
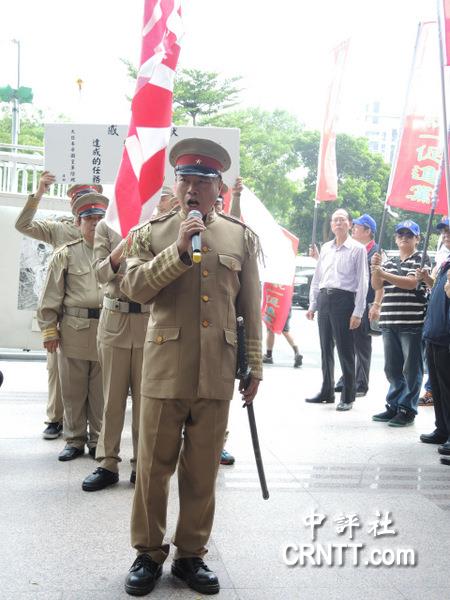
[292, 268, 315, 309]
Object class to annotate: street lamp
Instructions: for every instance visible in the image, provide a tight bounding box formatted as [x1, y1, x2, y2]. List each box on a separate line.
[0, 39, 33, 146]
[11, 39, 20, 146]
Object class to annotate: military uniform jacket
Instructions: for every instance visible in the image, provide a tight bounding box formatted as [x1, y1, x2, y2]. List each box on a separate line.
[94, 219, 149, 349]
[15, 194, 80, 248]
[37, 239, 103, 361]
[121, 208, 263, 401]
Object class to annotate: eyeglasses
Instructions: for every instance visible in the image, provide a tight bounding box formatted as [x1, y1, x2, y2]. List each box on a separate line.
[396, 231, 414, 238]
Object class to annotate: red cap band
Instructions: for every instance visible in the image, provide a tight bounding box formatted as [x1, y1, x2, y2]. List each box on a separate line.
[175, 154, 223, 171]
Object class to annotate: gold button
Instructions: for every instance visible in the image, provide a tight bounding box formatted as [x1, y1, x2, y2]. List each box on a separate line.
[202, 270, 209, 277]
[202, 320, 209, 328]
[156, 335, 164, 344]
[202, 295, 209, 302]
[202, 245, 209, 253]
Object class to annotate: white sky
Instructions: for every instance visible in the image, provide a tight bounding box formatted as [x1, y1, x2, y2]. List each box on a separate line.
[0, 0, 437, 133]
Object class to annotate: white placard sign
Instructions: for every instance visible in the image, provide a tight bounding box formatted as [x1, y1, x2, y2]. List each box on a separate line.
[45, 124, 127, 184]
[164, 126, 240, 187]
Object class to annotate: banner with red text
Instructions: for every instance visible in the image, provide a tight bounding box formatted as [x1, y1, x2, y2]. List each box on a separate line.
[443, 0, 450, 65]
[261, 228, 299, 334]
[315, 39, 350, 202]
[387, 22, 448, 215]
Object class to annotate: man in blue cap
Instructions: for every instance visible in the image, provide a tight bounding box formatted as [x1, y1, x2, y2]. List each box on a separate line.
[371, 220, 428, 426]
[334, 214, 381, 397]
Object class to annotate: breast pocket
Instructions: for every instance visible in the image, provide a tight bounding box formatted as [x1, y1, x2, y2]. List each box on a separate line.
[218, 254, 242, 297]
[144, 326, 181, 380]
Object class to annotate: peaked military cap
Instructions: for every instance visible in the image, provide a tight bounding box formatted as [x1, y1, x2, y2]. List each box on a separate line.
[169, 138, 231, 177]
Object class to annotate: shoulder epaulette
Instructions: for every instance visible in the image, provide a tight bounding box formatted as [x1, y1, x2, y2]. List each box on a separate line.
[149, 207, 180, 223]
[218, 213, 262, 260]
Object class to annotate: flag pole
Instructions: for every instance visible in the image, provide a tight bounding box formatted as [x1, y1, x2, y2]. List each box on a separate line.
[416, 156, 444, 289]
[377, 23, 423, 250]
[311, 200, 319, 248]
[437, 0, 450, 218]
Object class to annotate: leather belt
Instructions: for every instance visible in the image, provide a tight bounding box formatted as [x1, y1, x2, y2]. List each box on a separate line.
[103, 296, 150, 314]
[320, 288, 355, 296]
[64, 306, 101, 319]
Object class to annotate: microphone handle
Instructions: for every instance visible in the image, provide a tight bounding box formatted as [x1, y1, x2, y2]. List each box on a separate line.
[191, 232, 202, 263]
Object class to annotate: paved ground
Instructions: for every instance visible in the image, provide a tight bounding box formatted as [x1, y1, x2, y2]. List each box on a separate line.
[1, 310, 449, 599]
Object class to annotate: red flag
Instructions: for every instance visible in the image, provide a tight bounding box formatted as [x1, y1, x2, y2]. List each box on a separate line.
[315, 39, 350, 202]
[387, 22, 448, 215]
[106, 0, 183, 237]
[443, 0, 450, 65]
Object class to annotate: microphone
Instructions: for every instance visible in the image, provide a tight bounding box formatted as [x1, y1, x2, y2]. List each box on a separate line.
[188, 209, 203, 263]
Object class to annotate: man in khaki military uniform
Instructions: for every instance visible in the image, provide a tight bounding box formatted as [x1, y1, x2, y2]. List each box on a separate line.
[81, 217, 151, 491]
[37, 191, 108, 461]
[15, 171, 102, 439]
[122, 139, 262, 597]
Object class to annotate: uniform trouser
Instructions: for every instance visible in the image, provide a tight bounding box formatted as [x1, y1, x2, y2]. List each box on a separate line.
[96, 343, 143, 472]
[317, 289, 356, 404]
[45, 351, 64, 423]
[131, 396, 230, 564]
[427, 342, 450, 439]
[57, 353, 103, 449]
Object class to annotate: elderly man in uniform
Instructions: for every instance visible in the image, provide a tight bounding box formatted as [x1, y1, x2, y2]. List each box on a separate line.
[81, 199, 163, 490]
[122, 138, 262, 596]
[37, 191, 108, 461]
[306, 208, 368, 411]
[15, 172, 102, 440]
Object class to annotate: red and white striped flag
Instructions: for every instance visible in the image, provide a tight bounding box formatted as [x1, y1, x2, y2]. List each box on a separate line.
[315, 39, 350, 201]
[106, 0, 183, 237]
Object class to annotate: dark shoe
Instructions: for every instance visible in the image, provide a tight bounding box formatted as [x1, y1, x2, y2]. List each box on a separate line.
[58, 445, 84, 462]
[88, 446, 97, 459]
[372, 408, 396, 422]
[334, 378, 343, 393]
[82, 467, 119, 492]
[438, 441, 450, 456]
[305, 393, 335, 404]
[262, 354, 273, 364]
[171, 557, 219, 595]
[420, 431, 448, 445]
[440, 457, 450, 466]
[336, 401, 353, 411]
[220, 449, 235, 465]
[42, 422, 63, 440]
[388, 408, 415, 427]
[125, 554, 162, 596]
[130, 471, 136, 485]
[418, 390, 433, 406]
[356, 388, 368, 398]
[293, 353, 303, 368]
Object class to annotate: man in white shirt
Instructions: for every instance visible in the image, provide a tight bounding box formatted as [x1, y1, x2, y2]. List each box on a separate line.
[305, 209, 368, 411]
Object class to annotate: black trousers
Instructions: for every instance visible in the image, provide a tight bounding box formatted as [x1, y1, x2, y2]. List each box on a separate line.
[426, 342, 450, 440]
[317, 289, 356, 404]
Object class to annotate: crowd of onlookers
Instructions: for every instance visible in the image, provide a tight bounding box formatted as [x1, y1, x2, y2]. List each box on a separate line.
[268, 207, 450, 467]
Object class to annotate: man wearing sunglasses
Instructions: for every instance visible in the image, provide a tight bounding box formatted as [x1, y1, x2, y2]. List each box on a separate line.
[370, 220, 428, 427]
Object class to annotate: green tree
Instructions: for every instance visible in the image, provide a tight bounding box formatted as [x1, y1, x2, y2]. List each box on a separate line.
[173, 69, 242, 125]
[0, 106, 45, 147]
[208, 108, 303, 220]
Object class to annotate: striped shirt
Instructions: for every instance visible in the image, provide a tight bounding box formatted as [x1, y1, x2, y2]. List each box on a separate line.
[379, 251, 428, 327]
